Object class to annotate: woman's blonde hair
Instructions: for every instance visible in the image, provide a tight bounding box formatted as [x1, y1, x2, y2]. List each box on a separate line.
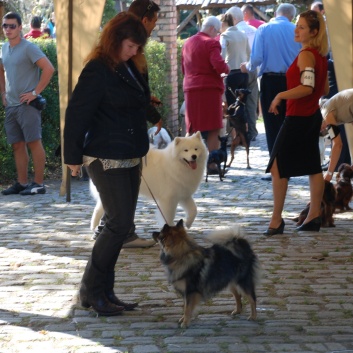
[85, 12, 147, 70]
[299, 10, 328, 56]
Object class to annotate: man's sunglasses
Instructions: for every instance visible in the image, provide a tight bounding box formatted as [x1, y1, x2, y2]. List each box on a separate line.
[141, 1, 153, 19]
[2, 24, 17, 30]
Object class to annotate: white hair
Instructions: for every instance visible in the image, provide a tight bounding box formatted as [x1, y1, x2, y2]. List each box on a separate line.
[276, 3, 296, 21]
[226, 6, 244, 24]
[201, 15, 221, 32]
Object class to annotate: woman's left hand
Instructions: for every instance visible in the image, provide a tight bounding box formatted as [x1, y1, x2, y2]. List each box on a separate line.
[67, 164, 81, 177]
[269, 95, 282, 115]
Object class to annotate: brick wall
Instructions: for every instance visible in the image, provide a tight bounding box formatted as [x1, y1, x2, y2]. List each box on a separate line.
[151, 0, 180, 136]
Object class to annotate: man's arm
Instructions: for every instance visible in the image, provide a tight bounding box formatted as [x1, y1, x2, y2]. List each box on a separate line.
[0, 64, 6, 106]
[34, 56, 55, 95]
[19, 56, 55, 104]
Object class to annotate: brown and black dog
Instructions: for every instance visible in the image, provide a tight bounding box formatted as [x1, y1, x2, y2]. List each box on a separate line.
[153, 220, 260, 328]
[226, 88, 251, 169]
[292, 180, 336, 227]
[334, 163, 353, 212]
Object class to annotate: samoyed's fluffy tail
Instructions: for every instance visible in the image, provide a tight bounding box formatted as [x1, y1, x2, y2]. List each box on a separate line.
[89, 180, 104, 231]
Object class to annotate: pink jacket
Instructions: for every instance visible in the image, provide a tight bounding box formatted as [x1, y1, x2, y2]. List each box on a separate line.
[182, 32, 229, 92]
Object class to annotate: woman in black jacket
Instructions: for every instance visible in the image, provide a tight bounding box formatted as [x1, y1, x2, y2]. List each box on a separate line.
[64, 12, 160, 316]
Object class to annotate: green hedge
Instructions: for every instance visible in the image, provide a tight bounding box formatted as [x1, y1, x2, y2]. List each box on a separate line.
[0, 39, 171, 182]
[145, 39, 171, 125]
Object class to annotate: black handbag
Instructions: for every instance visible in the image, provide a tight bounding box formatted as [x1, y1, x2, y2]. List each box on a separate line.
[29, 94, 47, 111]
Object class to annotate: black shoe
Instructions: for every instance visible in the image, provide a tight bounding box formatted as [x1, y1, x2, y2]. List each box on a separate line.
[105, 291, 138, 311]
[80, 289, 124, 316]
[263, 219, 285, 236]
[261, 175, 272, 181]
[1, 182, 27, 195]
[19, 182, 46, 195]
[295, 217, 321, 232]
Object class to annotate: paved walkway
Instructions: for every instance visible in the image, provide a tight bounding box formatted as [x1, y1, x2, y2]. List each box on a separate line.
[1, 123, 353, 353]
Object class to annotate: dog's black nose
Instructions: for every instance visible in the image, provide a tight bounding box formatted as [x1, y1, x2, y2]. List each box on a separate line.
[192, 155, 197, 160]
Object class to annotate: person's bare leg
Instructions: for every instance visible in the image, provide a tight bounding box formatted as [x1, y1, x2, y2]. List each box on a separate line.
[303, 173, 324, 224]
[207, 129, 221, 151]
[12, 141, 29, 185]
[268, 158, 288, 228]
[27, 139, 46, 185]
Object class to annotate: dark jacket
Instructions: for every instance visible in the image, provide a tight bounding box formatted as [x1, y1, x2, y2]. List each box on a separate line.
[64, 59, 159, 165]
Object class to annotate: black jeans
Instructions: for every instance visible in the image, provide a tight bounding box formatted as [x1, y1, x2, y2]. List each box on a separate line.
[82, 159, 141, 294]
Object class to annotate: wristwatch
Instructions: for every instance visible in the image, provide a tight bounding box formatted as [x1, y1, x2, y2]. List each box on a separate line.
[32, 90, 37, 97]
[326, 171, 333, 176]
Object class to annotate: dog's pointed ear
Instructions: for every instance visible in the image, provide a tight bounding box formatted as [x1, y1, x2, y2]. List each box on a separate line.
[176, 219, 184, 228]
[162, 223, 170, 231]
[195, 131, 202, 140]
[174, 137, 181, 146]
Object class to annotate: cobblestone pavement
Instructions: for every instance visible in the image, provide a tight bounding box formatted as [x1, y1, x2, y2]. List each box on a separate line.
[1, 123, 353, 353]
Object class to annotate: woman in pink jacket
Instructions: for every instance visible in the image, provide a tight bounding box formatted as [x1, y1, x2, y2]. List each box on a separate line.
[182, 16, 230, 156]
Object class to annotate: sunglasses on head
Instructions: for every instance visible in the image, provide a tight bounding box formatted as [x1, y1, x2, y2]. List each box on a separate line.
[2, 23, 17, 29]
[141, 0, 153, 19]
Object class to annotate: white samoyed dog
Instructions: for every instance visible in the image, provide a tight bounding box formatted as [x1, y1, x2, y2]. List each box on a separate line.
[90, 131, 208, 230]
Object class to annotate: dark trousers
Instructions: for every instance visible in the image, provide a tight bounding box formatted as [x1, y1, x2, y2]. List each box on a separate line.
[225, 70, 249, 106]
[82, 159, 141, 295]
[260, 74, 287, 155]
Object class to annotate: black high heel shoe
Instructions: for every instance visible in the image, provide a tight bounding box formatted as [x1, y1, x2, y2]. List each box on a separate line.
[263, 219, 285, 236]
[295, 217, 321, 232]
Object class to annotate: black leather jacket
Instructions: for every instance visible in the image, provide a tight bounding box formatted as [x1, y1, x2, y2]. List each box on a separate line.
[64, 59, 160, 165]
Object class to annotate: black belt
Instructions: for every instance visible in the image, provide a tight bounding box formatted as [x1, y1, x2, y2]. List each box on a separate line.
[263, 72, 286, 77]
[230, 69, 242, 73]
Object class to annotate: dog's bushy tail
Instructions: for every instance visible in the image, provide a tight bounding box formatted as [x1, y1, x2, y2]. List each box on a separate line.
[206, 225, 261, 286]
[206, 225, 244, 243]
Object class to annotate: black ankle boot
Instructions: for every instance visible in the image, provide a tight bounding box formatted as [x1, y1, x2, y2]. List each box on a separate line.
[79, 287, 124, 316]
[105, 290, 138, 311]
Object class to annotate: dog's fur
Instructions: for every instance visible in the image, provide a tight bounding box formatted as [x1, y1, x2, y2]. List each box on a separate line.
[334, 163, 353, 212]
[153, 219, 260, 328]
[206, 135, 228, 182]
[292, 180, 336, 227]
[90, 132, 208, 230]
[226, 88, 251, 169]
[148, 126, 172, 149]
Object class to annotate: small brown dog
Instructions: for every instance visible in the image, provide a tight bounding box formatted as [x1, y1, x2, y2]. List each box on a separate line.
[334, 163, 353, 212]
[293, 180, 336, 227]
[226, 88, 251, 169]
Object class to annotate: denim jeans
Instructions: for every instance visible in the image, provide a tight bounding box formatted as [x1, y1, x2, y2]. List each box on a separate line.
[82, 159, 141, 294]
